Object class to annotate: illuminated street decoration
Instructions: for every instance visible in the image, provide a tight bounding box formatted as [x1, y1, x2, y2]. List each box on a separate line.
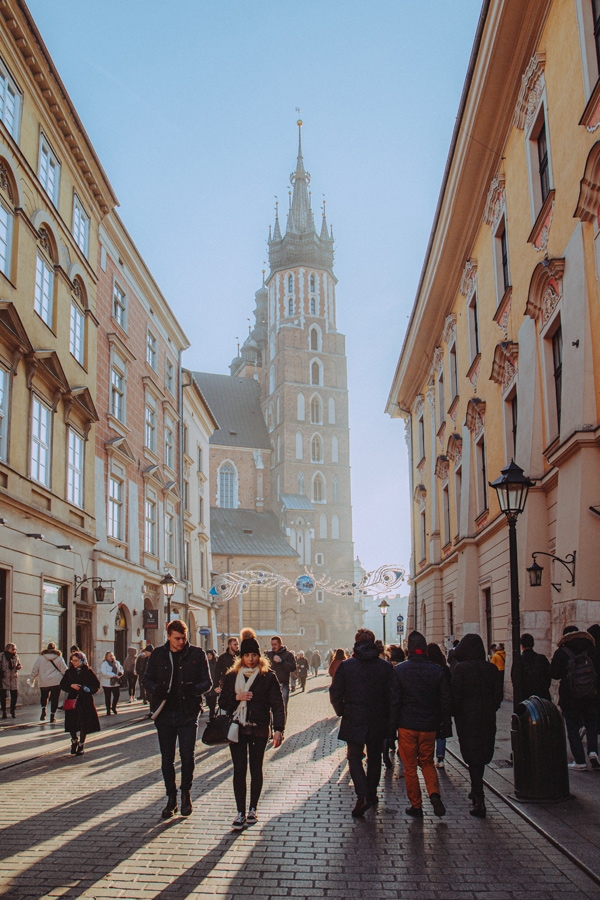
[209, 564, 405, 604]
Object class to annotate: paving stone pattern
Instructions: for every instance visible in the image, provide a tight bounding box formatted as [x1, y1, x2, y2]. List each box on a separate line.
[0, 675, 598, 899]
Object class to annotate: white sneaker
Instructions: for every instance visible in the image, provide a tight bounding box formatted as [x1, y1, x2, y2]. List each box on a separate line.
[589, 752, 600, 770]
[568, 761, 587, 770]
[231, 812, 246, 830]
[435, 758, 445, 769]
[246, 807, 258, 825]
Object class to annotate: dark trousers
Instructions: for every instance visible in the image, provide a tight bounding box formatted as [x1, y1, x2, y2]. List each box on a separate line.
[41, 685, 61, 713]
[205, 690, 218, 719]
[70, 730, 87, 743]
[346, 740, 383, 801]
[125, 673, 137, 697]
[563, 705, 598, 764]
[155, 712, 198, 794]
[468, 763, 486, 801]
[299, 676, 307, 692]
[0, 689, 17, 714]
[103, 686, 120, 712]
[229, 733, 268, 812]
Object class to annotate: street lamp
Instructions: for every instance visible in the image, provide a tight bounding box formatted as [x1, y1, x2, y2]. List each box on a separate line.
[378, 598, 390, 646]
[526, 551, 576, 592]
[489, 460, 535, 711]
[160, 571, 178, 625]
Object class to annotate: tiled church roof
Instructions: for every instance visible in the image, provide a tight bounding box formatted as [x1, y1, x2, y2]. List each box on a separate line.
[210, 508, 298, 558]
[191, 372, 271, 450]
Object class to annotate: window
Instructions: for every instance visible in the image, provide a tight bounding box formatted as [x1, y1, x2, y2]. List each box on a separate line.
[165, 512, 175, 563]
[277, 396, 281, 424]
[331, 435, 339, 463]
[38, 137, 60, 204]
[110, 358, 126, 422]
[67, 429, 84, 507]
[311, 434, 323, 462]
[437, 373, 445, 429]
[316, 589, 324, 603]
[331, 514, 340, 540]
[455, 467, 462, 537]
[310, 395, 322, 424]
[328, 397, 335, 424]
[69, 303, 84, 365]
[310, 274, 315, 292]
[197, 445, 203, 473]
[449, 344, 458, 401]
[537, 120, 550, 205]
[146, 330, 157, 369]
[417, 415, 425, 461]
[113, 283, 126, 328]
[199, 495, 204, 524]
[277, 434, 281, 462]
[497, 218, 510, 295]
[296, 432, 303, 459]
[72, 196, 89, 256]
[420, 509, 427, 561]
[297, 393, 305, 421]
[145, 495, 157, 555]
[288, 274, 293, 293]
[183, 540, 190, 581]
[0, 200, 13, 278]
[333, 476, 340, 503]
[310, 297, 316, 315]
[311, 361, 320, 385]
[31, 396, 51, 486]
[288, 297, 293, 316]
[242, 574, 277, 631]
[447, 601, 454, 637]
[164, 419, 175, 469]
[199, 547, 206, 588]
[527, 106, 553, 218]
[165, 358, 174, 394]
[34, 253, 54, 327]
[0, 59, 21, 139]
[0, 366, 8, 461]
[443, 485, 451, 546]
[510, 393, 518, 458]
[483, 587, 493, 651]
[108, 476, 123, 540]
[468, 294, 480, 360]
[42, 583, 66, 657]
[298, 472, 305, 494]
[552, 325, 563, 431]
[183, 479, 190, 510]
[315, 552, 324, 565]
[313, 473, 324, 503]
[219, 462, 236, 508]
[476, 436, 488, 514]
[310, 328, 318, 351]
[319, 513, 327, 539]
[145, 400, 156, 452]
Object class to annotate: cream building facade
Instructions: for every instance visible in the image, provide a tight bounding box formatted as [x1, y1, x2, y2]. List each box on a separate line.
[387, 0, 600, 682]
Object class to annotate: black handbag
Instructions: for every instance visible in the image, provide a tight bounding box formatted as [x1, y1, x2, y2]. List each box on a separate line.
[201, 710, 232, 745]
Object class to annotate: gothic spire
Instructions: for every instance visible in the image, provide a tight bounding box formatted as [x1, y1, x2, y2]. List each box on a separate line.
[320, 199, 329, 240]
[272, 201, 282, 241]
[287, 120, 314, 235]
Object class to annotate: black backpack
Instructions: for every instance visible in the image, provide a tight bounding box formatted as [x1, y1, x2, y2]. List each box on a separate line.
[563, 646, 598, 700]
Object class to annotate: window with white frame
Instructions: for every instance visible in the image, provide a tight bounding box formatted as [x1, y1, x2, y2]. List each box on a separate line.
[310, 296, 316, 315]
[552, 324, 563, 432]
[311, 361, 322, 386]
[165, 357, 174, 394]
[69, 302, 84, 365]
[449, 343, 458, 402]
[328, 397, 335, 424]
[277, 434, 281, 462]
[298, 472, 305, 494]
[288, 297, 294, 316]
[67, 428, 84, 507]
[31, 395, 51, 486]
[277, 396, 281, 424]
[145, 494, 157, 555]
[417, 415, 425, 461]
[219, 461, 237, 508]
[199, 494, 204, 524]
[494, 216, 510, 299]
[316, 589, 324, 603]
[420, 509, 427, 561]
[296, 431, 303, 459]
[0, 200, 13, 278]
[197, 444, 203, 473]
[476, 435, 488, 514]
[183, 539, 190, 580]
[0, 58, 21, 139]
[165, 510, 175, 563]
[113, 282, 126, 328]
[34, 253, 54, 327]
[310, 328, 319, 351]
[164, 418, 175, 470]
[38, 136, 60, 205]
[310, 274, 315, 292]
[72, 195, 89, 256]
[146, 330, 157, 369]
[269, 367, 275, 394]
[442, 484, 451, 546]
[331, 513, 340, 540]
[144, 397, 157, 452]
[311, 434, 323, 462]
[297, 392, 305, 421]
[454, 466, 462, 538]
[319, 513, 327, 539]
[315, 552, 324, 565]
[526, 104, 553, 219]
[437, 373, 445, 429]
[110, 356, 126, 423]
[333, 475, 340, 503]
[288, 274, 293, 293]
[313, 473, 324, 503]
[468, 293, 480, 361]
[108, 475, 123, 540]
[0, 365, 9, 461]
[310, 395, 322, 424]
[199, 547, 206, 588]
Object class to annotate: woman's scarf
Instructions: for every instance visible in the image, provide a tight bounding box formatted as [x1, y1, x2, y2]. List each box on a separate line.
[109, 659, 118, 675]
[233, 666, 260, 725]
[4, 650, 17, 669]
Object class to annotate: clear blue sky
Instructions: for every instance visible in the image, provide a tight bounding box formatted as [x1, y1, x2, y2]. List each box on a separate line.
[26, 0, 482, 573]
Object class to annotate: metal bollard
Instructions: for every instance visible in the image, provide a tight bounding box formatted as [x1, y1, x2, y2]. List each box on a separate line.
[510, 696, 570, 802]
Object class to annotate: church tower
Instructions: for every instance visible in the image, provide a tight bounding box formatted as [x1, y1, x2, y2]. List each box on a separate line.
[232, 122, 356, 648]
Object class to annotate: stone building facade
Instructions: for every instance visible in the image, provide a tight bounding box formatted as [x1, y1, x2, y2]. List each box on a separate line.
[387, 0, 600, 689]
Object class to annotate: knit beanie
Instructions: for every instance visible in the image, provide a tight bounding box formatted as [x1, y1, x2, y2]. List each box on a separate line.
[240, 627, 260, 656]
[407, 630, 427, 654]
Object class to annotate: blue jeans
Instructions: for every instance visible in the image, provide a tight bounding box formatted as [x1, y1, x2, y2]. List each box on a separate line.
[154, 711, 198, 794]
[280, 683, 290, 712]
[563, 705, 598, 764]
[436, 737, 446, 760]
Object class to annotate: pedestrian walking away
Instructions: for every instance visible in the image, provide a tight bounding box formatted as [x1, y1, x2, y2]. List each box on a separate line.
[100, 651, 124, 715]
[30, 642, 68, 722]
[214, 637, 240, 692]
[310, 650, 321, 678]
[451, 633, 503, 818]
[0, 642, 22, 719]
[447, 639, 460, 673]
[296, 652, 309, 691]
[511, 633, 551, 701]
[123, 646, 138, 702]
[143, 619, 211, 819]
[219, 628, 284, 831]
[390, 632, 451, 818]
[328, 648, 347, 682]
[266, 635, 296, 713]
[204, 649, 219, 720]
[136, 644, 153, 703]
[60, 651, 101, 756]
[490, 643, 506, 692]
[550, 625, 600, 769]
[329, 628, 393, 817]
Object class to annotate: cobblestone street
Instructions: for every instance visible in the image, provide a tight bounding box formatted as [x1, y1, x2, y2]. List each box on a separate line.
[0, 676, 598, 899]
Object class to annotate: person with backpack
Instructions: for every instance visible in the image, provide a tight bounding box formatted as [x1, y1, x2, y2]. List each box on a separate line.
[512, 634, 551, 701]
[550, 625, 600, 769]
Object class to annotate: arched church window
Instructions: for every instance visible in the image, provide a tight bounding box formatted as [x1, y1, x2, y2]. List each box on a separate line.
[297, 392, 305, 421]
[311, 435, 323, 462]
[310, 274, 315, 292]
[288, 274, 293, 293]
[219, 462, 237, 509]
[313, 474, 324, 503]
[310, 328, 318, 351]
[288, 297, 293, 316]
[328, 397, 335, 424]
[319, 513, 327, 539]
[311, 361, 320, 385]
[331, 514, 340, 540]
[310, 395, 322, 424]
[310, 297, 316, 315]
[296, 432, 303, 459]
[333, 476, 340, 503]
[298, 472, 305, 495]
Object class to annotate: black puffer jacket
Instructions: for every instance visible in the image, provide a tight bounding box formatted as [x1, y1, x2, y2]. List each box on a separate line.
[513, 648, 551, 701]
[329, 640, 392, 744]
[390, 654, 452, 734]
[550, 630, 598, 711]
[214, 649, 238, 688]
[266, 646, 296, 686]
[143, 642, 211, 719]
[451, 633, 503, 766]
[219, 668, 285, 734]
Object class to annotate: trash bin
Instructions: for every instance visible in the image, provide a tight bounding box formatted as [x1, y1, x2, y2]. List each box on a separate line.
[510, 696, 570, 802]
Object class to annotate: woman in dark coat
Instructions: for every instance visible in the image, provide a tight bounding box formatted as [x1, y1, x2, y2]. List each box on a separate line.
[204, 649, 219, 720]
[60, 651, 100, 756]
[451, 633, 503, 818]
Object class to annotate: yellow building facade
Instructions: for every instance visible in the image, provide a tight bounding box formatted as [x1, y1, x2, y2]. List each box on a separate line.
[387, 0, 600, 679]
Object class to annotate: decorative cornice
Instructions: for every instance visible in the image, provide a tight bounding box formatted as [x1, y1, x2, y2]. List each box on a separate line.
[446, 432, 462, 465]
[414, 394, 424, 418]
[414, 483, 427, 511]
[575, 141, 600, 222]
[525, 258, 565, 322]
[105, 435, 135, 467]
[483, 173, 506, 227]
[442, 313, 457, 344]
[514, 53, 546, 130]
[435, 455, 449, 482]
[527, 190, 555, 252]
[579, 77, 600, 133]
[459, 259, 477, 299]
[466, 353, 481, 391]
[490, 342, 518, 393]
[465, 398, 486, 438]
[493, 287, 512, 340]
[432, 346, 444, 374]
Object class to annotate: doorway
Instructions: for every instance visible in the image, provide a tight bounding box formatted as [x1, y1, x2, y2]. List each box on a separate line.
[76, 605, 93, 663]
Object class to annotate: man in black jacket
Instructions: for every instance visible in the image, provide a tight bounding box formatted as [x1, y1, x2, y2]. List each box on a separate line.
[390, 630, 451, 818]
[512, 633, 551, 700]
[143, 620, 211, 818]
[550, 625, 599, 770]
[330, 628, 393, 818]
[214, 637, 239, 692]
[266, 636, 296, 712]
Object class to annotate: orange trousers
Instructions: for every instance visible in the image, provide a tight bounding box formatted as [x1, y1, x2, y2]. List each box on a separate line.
[398, 728, 440, 809]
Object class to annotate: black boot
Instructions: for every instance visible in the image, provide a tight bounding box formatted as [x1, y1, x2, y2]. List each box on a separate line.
[70, 739, 79, 755]
[76, 742, 84, 755]
[161, 794, 178, 819]
[180, 790, 193, 817]
[40, 708, 47, 721]
[470, 797, 486, 818]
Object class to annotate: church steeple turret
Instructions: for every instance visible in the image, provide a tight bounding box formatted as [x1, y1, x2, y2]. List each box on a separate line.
[320, 199, 329, 240]
[272, 201, 282, 242]
[287, 121, 314, 235]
